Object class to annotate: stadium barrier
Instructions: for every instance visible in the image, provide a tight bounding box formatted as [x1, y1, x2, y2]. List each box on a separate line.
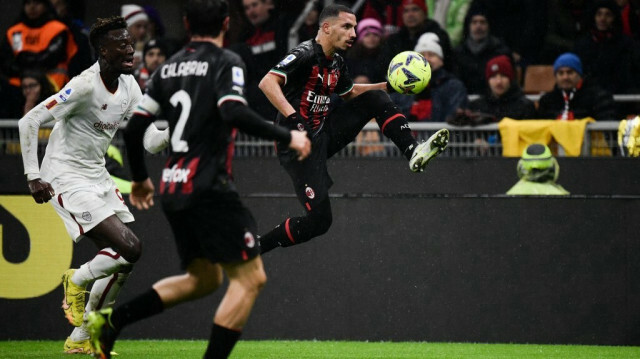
[0, 119, 624, 158]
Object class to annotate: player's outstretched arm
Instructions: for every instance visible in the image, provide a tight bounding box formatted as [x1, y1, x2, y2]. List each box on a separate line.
[18, 103, 56, 203]
[124, 111, 156, 210]
[219, 101, 310, 160]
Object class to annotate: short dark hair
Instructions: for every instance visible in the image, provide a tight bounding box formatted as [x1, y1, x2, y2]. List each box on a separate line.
[184, 0, 229, 37]
[318, 4, 353, 24]
[89, 16, 127, 53]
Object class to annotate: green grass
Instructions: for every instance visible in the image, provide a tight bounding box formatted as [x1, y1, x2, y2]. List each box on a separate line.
[0, 340, 638, 358]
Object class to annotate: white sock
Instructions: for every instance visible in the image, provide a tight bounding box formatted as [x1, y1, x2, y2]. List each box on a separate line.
[69, 272, 130, 342]
[71, 248, 132, 287]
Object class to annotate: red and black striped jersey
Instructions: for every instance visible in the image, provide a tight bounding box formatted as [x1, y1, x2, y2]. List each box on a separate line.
[269, 39, 354, 137]
[143, 42, 248, 210]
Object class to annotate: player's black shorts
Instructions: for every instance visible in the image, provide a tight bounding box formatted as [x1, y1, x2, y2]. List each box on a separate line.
[163, 191, 259, 268]
[277, 131, 333, 210]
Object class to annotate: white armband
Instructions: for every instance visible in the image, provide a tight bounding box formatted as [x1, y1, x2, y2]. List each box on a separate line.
[143, 123, 170, 154]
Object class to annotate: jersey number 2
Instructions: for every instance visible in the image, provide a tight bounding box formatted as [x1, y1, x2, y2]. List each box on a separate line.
[169, 90, 191, 152]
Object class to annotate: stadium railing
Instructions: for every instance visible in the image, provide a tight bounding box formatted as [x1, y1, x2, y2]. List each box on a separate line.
[0, 119, 622, 157]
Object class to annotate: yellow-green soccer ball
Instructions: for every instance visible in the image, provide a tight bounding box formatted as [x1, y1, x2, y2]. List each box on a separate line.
[387, 51, 431, 94]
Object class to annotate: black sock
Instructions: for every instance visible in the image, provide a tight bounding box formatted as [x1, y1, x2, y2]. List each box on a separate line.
[204, 323, 242, 359]
[375, 111, 418, 160]
[259, 222, 287, 254]
[111, 288, 164, 331]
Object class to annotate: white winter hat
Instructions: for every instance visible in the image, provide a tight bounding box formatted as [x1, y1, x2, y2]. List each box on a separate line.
[414, 32, 443, 59]
[121, 4, 148, 27]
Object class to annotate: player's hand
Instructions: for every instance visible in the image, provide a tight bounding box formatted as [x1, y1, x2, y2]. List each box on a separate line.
[130, 178, 155, 210]
[284, 112, 311, 135]
[289, 130, 311, 161]
[27, 178, 55, 204]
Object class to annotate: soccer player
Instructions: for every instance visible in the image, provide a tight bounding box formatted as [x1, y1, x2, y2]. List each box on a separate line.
[18, 16, 168, 354]
[86, 1, 310, 358]
[258, 4, 449, 254]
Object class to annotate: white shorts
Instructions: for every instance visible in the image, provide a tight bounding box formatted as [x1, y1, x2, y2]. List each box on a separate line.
[50, 178, 134, 242]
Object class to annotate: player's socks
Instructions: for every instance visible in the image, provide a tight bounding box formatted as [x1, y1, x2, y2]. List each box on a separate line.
[109, 288, 164, 331]
[375, 110, 418, 160]
[204, 324, 241, 359]
[72, 248, 132, 287]
[259, 223, 287, 254]
[86, 272, 129, 311]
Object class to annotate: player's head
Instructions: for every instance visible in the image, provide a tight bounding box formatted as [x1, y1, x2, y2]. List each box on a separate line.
[318, 4, 356, 52]
[183, 0, 229, 38]
[90, 16, 135, 74]
[517, 143, 559, 183]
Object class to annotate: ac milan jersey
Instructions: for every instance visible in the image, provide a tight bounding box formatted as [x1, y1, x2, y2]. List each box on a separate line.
[140, 42, 249, 210]
[269, 39, 354, 137]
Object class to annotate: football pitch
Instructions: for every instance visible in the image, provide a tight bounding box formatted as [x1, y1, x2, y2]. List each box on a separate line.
[1, 340, 639, 358]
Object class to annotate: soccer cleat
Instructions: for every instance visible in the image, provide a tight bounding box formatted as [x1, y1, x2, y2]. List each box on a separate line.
[87, 308, 118, 359]
[63, 336, 93, 354]
[409, 128, 449, 172]
[62, 269, 87, 327]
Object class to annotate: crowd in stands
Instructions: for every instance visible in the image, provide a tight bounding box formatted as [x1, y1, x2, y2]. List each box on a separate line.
[1, 0, 639, 124]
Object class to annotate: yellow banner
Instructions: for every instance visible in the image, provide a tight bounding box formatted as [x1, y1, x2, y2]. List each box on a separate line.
[0, 195, 72, 299]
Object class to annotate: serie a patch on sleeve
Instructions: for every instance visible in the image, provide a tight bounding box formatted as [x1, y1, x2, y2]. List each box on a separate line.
[45, 99, 58, 109]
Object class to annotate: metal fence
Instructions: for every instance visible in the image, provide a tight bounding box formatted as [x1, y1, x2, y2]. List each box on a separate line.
[0, 119, 622, 158]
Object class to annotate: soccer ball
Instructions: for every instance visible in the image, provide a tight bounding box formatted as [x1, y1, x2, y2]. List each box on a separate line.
[387, 51, 431, 94]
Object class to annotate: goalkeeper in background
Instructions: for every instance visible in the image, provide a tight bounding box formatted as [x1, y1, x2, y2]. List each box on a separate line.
[258, 4, 449, 254]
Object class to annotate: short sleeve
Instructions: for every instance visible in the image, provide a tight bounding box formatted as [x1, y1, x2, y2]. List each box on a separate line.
[269, 48, 306, 86]
[125, 79, 144, 119]
[335, 60, 354, 96]
[45, 77, 89, 119]
[216, 52, 249, 107]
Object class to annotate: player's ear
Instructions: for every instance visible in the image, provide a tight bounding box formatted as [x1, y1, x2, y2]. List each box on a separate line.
[222, 16, 230, 32]
[321, 20, 331, 34]
[183, 16, 190, 33]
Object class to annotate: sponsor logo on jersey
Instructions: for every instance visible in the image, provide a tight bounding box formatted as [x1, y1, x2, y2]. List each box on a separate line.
[93, 120, 120, 131]
[244, 231, 255, 248]
[305, 186, 315, 199]
[160, 61, 209, 79]
[45, 99, 58, 109]
[305, 90, 331, 114]
[81, 212, 92, 221]
[278, 54, 296, 67]
[232, 66, 245, 86]
[162, 164, 192, 184]
[121, 99, 128, 111]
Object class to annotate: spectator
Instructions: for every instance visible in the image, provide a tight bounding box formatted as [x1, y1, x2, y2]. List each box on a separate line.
[50, 0, 94, 78]
[452, 54, 535, 125]
[360, 0, 403, 36]
[1, 0, 78, 90]
[298, 1, 322, 43]
[135, 38, 168, 91]
[453, 3, 511, 94]
[20, 69, 56, 115]
[411, 32, 467, 122]
[142, 5, 165, 40]
[121, 4, 149, 71]
[573, 0, 640, 95]
[346, 18, 386, 84]
[539, 0, 592, 64]
[380, 0, 453, 74]
[472, 0, 546, 66]
[537, 52, 616, 121]
[506, 143, 570, 195]
[426, 0, 472, 46]
[230, 0, 293, 120]
[615, 0, 640, 43]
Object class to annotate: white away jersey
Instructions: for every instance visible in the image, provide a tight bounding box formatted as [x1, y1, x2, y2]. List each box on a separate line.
[40, 61, 142, 191]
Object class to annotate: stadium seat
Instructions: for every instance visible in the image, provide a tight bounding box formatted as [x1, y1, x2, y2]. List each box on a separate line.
[522, 65, 555, 94]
